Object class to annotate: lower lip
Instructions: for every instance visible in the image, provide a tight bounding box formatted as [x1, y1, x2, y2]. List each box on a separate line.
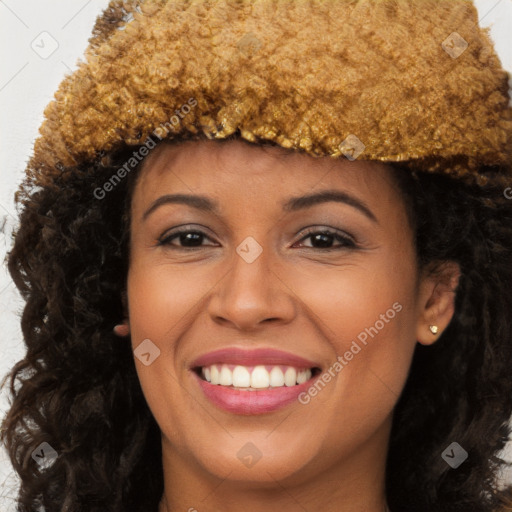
[193, 371, 316, 415]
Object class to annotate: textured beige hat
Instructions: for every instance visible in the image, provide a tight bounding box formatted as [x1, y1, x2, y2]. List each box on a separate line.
[26, 0, 512, 188]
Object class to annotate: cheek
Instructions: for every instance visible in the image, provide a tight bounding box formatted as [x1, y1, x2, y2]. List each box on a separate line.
[126, 261, 216, 343]
[287, 249, 419, 419]
[125, 262, 202, 396]
[291, 250, 418, 348]
[125, 262, 206, 440]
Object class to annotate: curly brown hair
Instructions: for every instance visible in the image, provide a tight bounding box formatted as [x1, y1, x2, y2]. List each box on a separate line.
[2, 134, 512, 512]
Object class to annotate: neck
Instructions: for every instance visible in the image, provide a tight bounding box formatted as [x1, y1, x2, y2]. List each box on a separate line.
[158, 419, 391, 512]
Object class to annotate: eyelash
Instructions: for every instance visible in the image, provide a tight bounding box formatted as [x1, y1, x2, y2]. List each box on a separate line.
[157, 226, 357, 251]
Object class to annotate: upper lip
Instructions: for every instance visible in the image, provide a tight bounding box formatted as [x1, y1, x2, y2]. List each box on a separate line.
[191, 347, 321, 369]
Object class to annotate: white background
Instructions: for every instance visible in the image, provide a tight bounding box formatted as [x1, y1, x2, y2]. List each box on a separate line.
[1, 0, 511, 508]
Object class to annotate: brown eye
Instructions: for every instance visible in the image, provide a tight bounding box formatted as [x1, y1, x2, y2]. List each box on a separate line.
[295, 229, 356, 250]
[157, 227, 357, 251]
[158, 229, 216, 249]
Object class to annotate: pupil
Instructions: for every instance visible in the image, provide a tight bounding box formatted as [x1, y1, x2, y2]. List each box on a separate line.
[313, 233, 332, 248]
[182, 233, 202, 246]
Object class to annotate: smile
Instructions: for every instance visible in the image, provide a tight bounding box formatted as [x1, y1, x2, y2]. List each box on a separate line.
[190, 348, 322, 414]
[198, 364, 315, 389]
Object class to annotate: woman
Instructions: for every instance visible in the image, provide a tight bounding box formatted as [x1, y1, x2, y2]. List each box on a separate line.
[2, 1, 512, 511]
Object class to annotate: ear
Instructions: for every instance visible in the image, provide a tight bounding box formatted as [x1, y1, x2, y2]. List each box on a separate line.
[416, 261, 460, 345]
[113, 320, 130, 337]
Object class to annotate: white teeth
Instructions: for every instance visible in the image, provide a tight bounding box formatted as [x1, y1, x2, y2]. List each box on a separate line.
[269, 367, 285, 387]
[232, 365, 251, 387]
[297, 369, 309, 384]
[251, 365, 270, 388]
[200, 364, 314, 389]
[219, 365, 233, 386]
[210, 365, 220, 385]
[284, 367, 297, 387]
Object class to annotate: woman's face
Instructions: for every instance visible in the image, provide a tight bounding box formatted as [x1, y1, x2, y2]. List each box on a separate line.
[126, 139, 438, 487]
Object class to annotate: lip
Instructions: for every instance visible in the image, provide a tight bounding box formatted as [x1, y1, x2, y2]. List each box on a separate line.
[190, 347, 321, 415]
[190, 347, 320, 369]
[193, 372, 317, 415]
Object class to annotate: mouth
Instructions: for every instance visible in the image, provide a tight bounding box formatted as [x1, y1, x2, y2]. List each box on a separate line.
[193, 364, 322, 390]
[190, 348, 322, 414]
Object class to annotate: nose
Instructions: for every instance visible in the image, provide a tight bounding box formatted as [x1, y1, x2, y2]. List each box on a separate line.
[207, 244, 297, 332]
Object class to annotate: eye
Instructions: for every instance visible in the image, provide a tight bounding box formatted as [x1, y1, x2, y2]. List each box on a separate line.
[158, 227, 217, 249]
[294, 228, 357, 250]
[157, 226, 357, 251]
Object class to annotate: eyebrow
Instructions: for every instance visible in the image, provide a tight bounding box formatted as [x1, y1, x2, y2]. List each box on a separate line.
[283, 190, 377, 222]
[142, 190, 377, 223]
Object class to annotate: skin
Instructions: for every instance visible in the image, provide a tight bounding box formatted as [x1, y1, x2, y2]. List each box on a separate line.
[115, 139, 459, 512]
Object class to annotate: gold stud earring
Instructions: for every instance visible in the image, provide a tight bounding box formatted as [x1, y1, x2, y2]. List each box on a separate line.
[429, 325, 439, 334]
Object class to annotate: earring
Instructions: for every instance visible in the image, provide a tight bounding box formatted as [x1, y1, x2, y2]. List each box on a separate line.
[429, 325, 439, 334]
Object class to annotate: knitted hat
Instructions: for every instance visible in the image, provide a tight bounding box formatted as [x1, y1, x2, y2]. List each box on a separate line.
[26, 0, 512, 188]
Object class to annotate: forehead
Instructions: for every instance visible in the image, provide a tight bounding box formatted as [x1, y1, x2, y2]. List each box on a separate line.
[135, 138, 396, 196]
